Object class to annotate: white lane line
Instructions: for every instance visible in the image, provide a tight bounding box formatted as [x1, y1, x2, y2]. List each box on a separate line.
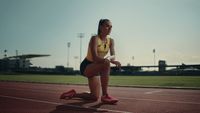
[0, 95, 132, 113]
[144, 90, 163, 94]
[119, 97, 200, 105]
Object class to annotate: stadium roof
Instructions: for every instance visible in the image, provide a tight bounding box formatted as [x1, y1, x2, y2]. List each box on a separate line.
[6, 54, 50, 59]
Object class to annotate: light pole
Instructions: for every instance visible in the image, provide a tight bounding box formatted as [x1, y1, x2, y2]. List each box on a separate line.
[16, 50, 18, 56]
[78, 33, 84, 64]
[4, 49, 7, 58]
[153, 49, 156, 70]
[132, 56, 134, 66]
[74, 56, 79, 70]
[67, 42, 71, 67]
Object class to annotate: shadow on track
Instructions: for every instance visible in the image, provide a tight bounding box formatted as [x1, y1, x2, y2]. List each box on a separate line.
[50, 99, 108, 113]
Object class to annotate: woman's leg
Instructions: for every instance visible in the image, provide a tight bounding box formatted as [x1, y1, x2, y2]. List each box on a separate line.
[69, 76, 100, 101]
[69, 62, 105, 101]
[61, 61, 110, 101]
[100, 62, 110, 96]
[84, 61, 110, 96]
[84, 61, 118, 104]
[88, 76, 101, 100]
[100, 74, 109, 96]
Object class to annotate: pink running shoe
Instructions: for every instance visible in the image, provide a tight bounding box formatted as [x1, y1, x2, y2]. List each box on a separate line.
[60, 89, 76, 99]
[101, 94, 118, 104]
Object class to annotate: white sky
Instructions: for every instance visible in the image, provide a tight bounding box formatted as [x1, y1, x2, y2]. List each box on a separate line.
[0, 0, 200, 69]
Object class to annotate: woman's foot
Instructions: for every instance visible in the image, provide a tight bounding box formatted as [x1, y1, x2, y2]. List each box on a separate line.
[60, 89, 76, 99]
[101, 94, 118, 104]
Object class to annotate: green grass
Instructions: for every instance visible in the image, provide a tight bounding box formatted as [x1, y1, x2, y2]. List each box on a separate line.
[0, 74, 200, 88]
[0, 75, 87, 84]
[109, 76, 200, 88]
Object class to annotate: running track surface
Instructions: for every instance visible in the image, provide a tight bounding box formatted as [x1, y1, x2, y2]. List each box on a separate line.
[0, 82, 200, 113]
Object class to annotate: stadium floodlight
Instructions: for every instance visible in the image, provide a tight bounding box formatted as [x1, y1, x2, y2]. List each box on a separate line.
[4, 49, 7, 58]
[16, 50, 18, 56]
[74, 56, 79, 70]
[67, 42, 71, 67]
[132, 56, 134, 66]
[153, 49, 156, 68]
[78, 33, 84, 64]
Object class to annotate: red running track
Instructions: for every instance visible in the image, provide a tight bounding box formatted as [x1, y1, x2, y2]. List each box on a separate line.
[0, 82, 200, 113]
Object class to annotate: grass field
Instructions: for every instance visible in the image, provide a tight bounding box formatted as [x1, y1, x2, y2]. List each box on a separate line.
[0, 74, 200, 89]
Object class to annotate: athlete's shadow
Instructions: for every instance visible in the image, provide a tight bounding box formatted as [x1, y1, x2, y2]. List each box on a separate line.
[50, 99, 107, 113]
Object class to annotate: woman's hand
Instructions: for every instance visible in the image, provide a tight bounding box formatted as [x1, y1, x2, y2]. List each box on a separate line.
[110, 60, 121, 69]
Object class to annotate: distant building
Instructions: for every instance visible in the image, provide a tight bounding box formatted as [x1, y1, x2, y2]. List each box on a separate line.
[159, 60, 166, 72]
[0, 54, 50, 71]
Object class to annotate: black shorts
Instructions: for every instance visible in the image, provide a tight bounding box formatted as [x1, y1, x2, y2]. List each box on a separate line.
[80, 58, 93, 76]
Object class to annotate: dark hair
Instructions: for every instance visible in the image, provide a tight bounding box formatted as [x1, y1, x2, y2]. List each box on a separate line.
[97, 19, 110, 35]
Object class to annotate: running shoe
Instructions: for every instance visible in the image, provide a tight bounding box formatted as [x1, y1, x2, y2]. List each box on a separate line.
[101, 94, 118, 104]
[60, 89, 76, 99]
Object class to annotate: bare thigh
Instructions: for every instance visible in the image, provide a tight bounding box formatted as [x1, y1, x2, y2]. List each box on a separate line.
[84, 62, 109, 77]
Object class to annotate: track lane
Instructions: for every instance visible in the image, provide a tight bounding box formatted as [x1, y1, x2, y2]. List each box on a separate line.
[0, 82, 200, 113]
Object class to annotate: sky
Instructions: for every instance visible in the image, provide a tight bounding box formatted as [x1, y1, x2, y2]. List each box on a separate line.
[0, 0, 200, 69]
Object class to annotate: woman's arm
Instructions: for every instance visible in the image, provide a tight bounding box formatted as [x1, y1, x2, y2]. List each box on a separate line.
[109, 38, 121, 68]
[110, 38, 115, 59]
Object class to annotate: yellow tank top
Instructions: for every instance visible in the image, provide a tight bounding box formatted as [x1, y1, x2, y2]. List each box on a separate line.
[86, 36, 111, 62]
